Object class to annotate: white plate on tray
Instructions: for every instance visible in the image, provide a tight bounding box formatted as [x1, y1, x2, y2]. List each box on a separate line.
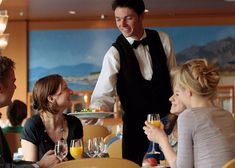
[67, 112, 115, 119]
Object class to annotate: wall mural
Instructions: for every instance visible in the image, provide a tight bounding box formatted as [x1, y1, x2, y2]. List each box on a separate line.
[29, 25, 235, 91]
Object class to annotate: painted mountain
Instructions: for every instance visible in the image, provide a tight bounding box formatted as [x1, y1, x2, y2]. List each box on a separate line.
[176, 37, 235, 75]
[29, 63, 100, 91]
[29, 37, 235, 91]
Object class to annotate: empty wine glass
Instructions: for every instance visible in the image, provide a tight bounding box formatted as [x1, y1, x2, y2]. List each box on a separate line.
[70, 139, 83, 159]
[54, 138, 68, 161]
[86, 138, 99, 158]
[94, 137, 105, 157]
[147, 113, 161, 154]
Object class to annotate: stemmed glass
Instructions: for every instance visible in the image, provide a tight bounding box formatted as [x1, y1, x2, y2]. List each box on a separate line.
[85, 137, 105, 158]
[86, 138, 99, 158]
[54, 138, 68, 161]
[70, 139, 83, 159]
[147, 113, 161, 154]
[94, 137, 106, 157]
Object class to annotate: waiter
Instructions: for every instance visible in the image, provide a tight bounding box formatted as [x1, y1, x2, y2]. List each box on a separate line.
[90, 0, 176, 165]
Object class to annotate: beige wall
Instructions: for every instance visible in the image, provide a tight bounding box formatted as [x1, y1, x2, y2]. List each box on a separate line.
[0, 21, 27, 120]
[1, 15, 235, 120]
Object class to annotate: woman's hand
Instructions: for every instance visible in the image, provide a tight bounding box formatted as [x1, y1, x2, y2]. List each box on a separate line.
[143, 121, 168, 145]
[37, 150, 60, 168]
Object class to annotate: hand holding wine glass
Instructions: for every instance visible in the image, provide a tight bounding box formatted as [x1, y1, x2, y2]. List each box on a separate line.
[54, 138, 68, 161]
[147, 113, 161, 154]
[70, 139, 83, 159]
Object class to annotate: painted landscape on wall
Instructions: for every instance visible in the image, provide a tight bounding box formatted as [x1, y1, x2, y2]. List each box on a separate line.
[29, 25, 235, 91]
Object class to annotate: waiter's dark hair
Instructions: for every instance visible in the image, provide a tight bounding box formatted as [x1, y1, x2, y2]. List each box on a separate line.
[112, 0, 145, 16]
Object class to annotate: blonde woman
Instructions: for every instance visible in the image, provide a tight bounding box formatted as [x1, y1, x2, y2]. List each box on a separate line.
[167, 93, 186, 152]
[144, 59, 235, 168]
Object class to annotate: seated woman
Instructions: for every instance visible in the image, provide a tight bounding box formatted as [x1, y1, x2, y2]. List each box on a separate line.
[167, 92, 186, 153]
[2, 99, 27, 133]
[144, 93, 185, 163]
[143, 59, 235, 168]
[21, 74, 83, 161]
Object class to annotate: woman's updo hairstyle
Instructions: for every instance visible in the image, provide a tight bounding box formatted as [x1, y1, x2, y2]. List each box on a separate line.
[173, 59, 220, 99]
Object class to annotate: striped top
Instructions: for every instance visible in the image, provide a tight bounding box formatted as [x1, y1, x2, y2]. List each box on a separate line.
[172, 107, 235, 168]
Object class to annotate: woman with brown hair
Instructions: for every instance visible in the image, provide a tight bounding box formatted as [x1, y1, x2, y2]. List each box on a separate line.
[21, 74, 83, 162]
[0, 56, 59, 167]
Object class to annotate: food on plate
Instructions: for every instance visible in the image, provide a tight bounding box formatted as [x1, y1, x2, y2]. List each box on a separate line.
[80, 108, 103, 112]
[91, 107, 102, 112]
[80, 108, 92, 112]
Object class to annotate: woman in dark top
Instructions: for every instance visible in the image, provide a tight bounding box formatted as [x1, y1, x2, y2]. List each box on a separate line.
[0, 56, 59, 167]
[21, 74, 83, 161]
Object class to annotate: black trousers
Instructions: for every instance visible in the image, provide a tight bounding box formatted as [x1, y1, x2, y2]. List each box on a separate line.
[121, 115, 170, 166]
[122, 121, 149, 166]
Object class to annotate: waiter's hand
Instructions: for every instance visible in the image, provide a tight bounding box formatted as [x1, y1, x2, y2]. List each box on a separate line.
[82, 107, 108, 125]
[82, 118, 105, 125]
[82, 118, 98, 125]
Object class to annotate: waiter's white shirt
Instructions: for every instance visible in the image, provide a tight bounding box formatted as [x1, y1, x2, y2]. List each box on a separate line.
[90, 30, 176, 111]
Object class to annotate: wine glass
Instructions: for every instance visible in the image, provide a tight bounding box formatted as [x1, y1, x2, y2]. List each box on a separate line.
[70, 139, 83, 159]
[54, 138, 68, 161]
[147, 113, 161, 154]
[94, 137, 105, 157]
[86, 138, 99, 158]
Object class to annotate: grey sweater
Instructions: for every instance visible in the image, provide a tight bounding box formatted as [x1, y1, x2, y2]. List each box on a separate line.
[173, 107, 235, 168]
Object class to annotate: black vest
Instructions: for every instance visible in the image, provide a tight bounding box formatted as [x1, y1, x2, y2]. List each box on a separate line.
[113, 29, 172, 124]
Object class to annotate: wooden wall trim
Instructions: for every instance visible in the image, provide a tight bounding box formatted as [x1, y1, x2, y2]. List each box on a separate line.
[29, 15, 235, 30]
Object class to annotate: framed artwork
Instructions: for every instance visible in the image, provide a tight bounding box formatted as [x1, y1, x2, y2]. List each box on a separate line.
[216, 86, 235, 113]
[29, 25, 235, 91]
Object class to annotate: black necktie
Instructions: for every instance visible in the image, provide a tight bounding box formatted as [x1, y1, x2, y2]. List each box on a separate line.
[132, 38, 148, 49]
